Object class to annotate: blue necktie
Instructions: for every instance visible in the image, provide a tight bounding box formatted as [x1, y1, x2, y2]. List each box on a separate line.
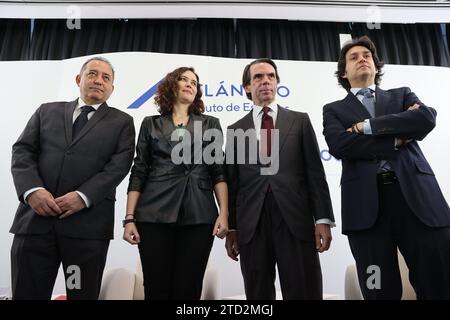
[358, 88, 375, 118]
[358, 89, 392, 172]
[72, 105, 95, 140]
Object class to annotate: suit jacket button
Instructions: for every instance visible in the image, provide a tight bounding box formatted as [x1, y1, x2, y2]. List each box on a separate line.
[184, 170, 189, 175]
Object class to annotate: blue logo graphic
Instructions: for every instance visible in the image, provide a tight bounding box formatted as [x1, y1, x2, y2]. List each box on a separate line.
[127, 80, 162, 109]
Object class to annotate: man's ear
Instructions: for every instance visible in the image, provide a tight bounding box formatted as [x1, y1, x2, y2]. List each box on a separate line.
[75, 74, 81, 87]
[342, 72, 347, 79]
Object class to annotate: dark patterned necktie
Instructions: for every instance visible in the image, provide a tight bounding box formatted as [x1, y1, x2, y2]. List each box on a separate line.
[357, 88, 375, 118]
[358, 89, 392, 172]
[72, 105, 95, 140]
[261, 106, 274, 157]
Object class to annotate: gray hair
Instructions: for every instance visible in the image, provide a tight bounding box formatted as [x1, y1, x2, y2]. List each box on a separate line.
[79, 56, 115, 80]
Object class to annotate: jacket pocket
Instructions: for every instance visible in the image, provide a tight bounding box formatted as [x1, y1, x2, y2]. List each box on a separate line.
[415, 160, 434, 175]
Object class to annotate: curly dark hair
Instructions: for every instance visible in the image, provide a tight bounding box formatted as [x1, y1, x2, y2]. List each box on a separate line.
[336, 36, 384, 92]
[242, 58, 280, 100]
[154, 67, 205, 114]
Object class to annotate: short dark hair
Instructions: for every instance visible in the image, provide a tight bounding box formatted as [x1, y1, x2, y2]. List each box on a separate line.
[336, 36, 384, 91]
[242, 58, 280, 100]
[154, 67, 205, 115]
[80, 56, 115, 80]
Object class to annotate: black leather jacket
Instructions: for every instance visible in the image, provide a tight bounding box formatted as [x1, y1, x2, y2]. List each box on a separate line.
[128, 113, 226, 225]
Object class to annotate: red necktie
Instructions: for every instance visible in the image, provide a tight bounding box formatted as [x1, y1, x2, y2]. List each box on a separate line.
[261, 106, 274, 157]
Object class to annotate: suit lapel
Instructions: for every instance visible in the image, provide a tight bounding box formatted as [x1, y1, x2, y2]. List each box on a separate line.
[240, 111, 257, 160]
[275, 105, 295, 153]
[375, 87, 390, 116]
[186, 113, 201, 141]
[71, 102, 109, 145]
[238, 111, 255, 131]
[187, 113, 204, 169]
[342, 92, 371, 121]
[155, 114, 178, 149]
[65, 99, 78, 146]
[232, 111, 257, 164]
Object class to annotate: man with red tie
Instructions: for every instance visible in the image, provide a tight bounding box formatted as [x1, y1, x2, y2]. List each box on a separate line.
[225, 58, 334, 299]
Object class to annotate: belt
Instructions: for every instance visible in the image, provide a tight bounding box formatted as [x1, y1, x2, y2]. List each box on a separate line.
[377, 171, 397, 185]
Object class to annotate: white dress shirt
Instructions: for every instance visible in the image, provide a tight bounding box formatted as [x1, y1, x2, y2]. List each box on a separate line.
[251, 102, 279, 141]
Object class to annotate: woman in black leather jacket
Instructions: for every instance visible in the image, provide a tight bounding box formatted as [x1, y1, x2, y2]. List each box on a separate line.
[122, 67, 228, 300]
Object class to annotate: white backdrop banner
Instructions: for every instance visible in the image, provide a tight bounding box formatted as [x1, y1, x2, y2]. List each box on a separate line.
[0, 52, 449, 298]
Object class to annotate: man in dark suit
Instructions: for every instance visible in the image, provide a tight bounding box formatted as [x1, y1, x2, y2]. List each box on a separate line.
[225, 58, 334, 300]
[323, 36, 450, 299]
[10, 57, 135, 300]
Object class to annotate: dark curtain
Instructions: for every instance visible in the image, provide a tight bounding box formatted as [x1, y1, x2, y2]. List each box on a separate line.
[0, 18, 449, 68]
[350, 23, 449, 67]
[236, 19, 349, 61]
[0, 19, 30, 60]
[29, 18, 235, 60]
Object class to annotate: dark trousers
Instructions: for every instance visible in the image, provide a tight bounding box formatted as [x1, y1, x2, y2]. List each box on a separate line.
[137, 223, 214, 300]
[239, 192, 323, 300]
[11, 228, 109, 300]
[348, 173, 450, 300]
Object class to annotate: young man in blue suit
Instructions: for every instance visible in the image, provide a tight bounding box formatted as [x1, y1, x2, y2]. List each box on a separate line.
[323, 36, 450, 299]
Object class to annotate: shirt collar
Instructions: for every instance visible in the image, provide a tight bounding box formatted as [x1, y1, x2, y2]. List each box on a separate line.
[252, 101, 278, 116]
[350, 84, 376, 97]
[77, 98, 102, 111]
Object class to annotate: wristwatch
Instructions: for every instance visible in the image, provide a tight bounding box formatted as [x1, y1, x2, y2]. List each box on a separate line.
[122, 217, 136, 227]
